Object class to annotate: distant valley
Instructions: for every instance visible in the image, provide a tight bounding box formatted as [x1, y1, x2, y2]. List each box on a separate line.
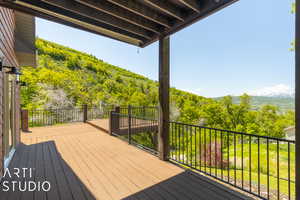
[215, 96, 294, 111]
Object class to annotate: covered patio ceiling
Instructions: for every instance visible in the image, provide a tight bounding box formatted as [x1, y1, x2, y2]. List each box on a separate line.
[0, 0, 237, 47]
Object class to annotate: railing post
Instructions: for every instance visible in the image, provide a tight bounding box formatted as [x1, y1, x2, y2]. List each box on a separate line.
[128, 105, 132, 144]
[21, 109, 29, 132]
[115, 106, 120, 130]
[109, 106, 120, 135]
[83, 105, 88, 123]
[142, 106, 146, 118]
[109, 110, 114, 135]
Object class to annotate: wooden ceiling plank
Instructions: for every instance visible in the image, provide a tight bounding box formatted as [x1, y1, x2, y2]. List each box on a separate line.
[75, 0, 163, 34]
[177, 0, 201, 13]
[106, 0, 173, 28]
[12, 0, 146, 46]
[143, 0, 185, 21]
[40, 0, 153, 39]
[141, 0, 238, 47]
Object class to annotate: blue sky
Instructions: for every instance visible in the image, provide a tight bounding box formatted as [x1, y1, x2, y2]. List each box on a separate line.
[36, 0, 295, 97]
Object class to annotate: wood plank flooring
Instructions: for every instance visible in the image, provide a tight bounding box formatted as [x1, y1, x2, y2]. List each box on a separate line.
[0, 122, 253, 200]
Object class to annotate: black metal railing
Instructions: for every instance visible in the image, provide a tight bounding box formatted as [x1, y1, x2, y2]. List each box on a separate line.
[25, 104, 296, 199]
[110, 109, 159, 154]
[87, 105, 114, 120]
[169, 121, 295, 200]
[119, 106, 158, 119]
[29, 108, 83, 127]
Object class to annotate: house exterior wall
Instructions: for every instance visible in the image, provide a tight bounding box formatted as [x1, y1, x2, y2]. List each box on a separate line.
[0, 6, 20, 176]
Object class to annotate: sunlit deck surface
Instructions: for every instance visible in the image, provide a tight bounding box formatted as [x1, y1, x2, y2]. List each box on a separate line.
[0, 122, 252, 200]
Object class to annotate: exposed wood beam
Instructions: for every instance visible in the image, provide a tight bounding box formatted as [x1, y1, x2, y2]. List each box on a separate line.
[75, 0, 163, 34]
[2, 0, 238, 48]
[106, 0, 174, 28]
[10, 0, 145, 46]
[40, 0, 153, 39]
[143, 0, 185, 21]
[158, 37, 170, 161]
[141, 0, 238, 47]
[177, 0, 201, 13]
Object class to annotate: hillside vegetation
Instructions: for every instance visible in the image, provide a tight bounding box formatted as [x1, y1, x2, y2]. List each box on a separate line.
[21, 38, 295, 138]
[215, 96, 295, 111]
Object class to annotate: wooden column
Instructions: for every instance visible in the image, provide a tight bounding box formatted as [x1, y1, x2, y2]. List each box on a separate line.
[21, 109, 29, 132]
[158, 37, 170, 161]
[296, 1, 300, 199]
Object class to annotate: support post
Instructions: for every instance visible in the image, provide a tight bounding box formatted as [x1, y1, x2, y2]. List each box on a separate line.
[158, 37, 170, 161]
[115, 106, 120, 130]
[109, 110, 114, 135]
[128, 105, 132, 144]
[83, 104, 88, 123]
[109, 106, 120, 135]
[21, 109, 29, 132]
[295, 1, 300, 199]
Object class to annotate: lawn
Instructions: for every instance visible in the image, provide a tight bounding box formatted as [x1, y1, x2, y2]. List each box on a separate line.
[170, 135, 295, 199]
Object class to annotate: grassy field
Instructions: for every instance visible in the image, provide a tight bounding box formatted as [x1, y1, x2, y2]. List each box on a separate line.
[169, 134, 295, 199]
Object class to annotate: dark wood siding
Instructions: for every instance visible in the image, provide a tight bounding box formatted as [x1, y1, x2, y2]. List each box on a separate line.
[0, 6, 19, 176]
[0, 7, 18, 66]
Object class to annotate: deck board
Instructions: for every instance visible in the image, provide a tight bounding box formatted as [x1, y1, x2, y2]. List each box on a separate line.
[0, 122, 253, 200]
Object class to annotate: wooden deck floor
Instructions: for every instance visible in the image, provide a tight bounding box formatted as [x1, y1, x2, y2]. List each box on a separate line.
[0, 122, 253, 200]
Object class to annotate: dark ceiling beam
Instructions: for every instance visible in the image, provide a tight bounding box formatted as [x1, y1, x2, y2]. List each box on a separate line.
[106, 0, 174, 28]
[177, 0, 201, 13]
[0, 3, 142, 47]
[141, 0, 238, 47]
[143, 0, 186, 21]
[40, 0, 154, 39]
[10, 0, 146, 46]
[75, 0, 163, 34]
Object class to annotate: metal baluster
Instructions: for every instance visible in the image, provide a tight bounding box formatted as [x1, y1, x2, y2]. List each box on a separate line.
[277, 140, 280, 200]
[267, 138, 270, 199]
[249, 135, 252, 192]
[234, 133, 236, 185]
[258, 137, 260, 195]
[241, 134, 244, 189]
[221, 130, 223, 180]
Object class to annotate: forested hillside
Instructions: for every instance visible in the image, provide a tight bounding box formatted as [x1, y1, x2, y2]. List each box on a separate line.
[21, 38, 295, 138]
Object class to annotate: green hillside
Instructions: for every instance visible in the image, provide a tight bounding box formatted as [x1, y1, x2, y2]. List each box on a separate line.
[21, 38, 211, 121]
[20, 38, 295, 138]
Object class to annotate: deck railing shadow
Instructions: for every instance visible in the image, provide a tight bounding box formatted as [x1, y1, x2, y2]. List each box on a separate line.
[0, 142, 96, 200]
[86, 120, 109, 133]
[121, 170, 254, 200]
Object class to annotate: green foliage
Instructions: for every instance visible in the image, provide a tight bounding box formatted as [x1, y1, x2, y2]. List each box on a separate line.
[21, 38, 295, 139]
[215, 95, 295, 111]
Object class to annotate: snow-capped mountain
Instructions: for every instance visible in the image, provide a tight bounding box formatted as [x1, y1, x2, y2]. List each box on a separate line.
[246, 84, 294, 98]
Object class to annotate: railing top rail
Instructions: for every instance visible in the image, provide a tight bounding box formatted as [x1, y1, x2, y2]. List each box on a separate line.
[119, 106, 158, 109]
[170, 121, 295, 143]
[111, 111, 157, 120]
[27, 108, 83, 111]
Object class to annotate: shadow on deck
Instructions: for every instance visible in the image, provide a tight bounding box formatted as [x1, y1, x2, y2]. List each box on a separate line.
[0, 122, 253, 200]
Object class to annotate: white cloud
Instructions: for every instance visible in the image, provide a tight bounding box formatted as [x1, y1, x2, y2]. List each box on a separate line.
[245, 84, 294, 97]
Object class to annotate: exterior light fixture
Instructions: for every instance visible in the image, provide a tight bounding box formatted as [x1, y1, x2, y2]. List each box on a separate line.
[19, 81, 27, 87]
[0, 58, 21, 75]
[0, 58, 23, 85]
